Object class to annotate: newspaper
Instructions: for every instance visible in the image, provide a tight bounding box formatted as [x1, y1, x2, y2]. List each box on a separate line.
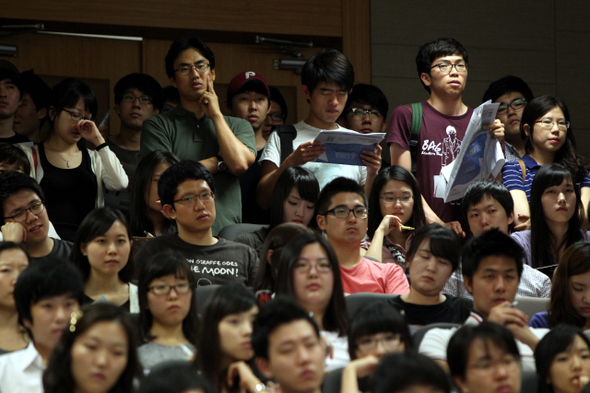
[313, 130, 386, 166]
[435, 101, 505, 202]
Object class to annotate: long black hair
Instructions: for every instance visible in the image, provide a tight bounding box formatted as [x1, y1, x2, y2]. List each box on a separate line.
[269, 166, 319, 230]
[521, 95, 588, 183]
[529, 163, 584, 268]
[43, 303, 142, 393]
[367, 165, 425, 238]
[129, 150, 180, 237]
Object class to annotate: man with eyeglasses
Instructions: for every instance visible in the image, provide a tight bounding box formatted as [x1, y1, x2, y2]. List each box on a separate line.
[387, 38, 504, 236]
[141, 37, 256, 235]
[0, 171, 72, 263]
[338, 83, 389, 135]
[105, 73, 163, 216]
[315, 177, 409, 295]
[133, 161, 258, 287]
[483, 76, 534, 161]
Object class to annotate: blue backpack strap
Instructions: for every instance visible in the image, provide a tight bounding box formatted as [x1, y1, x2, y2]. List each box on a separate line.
[275, 125, 298, 165]
[409, 102, 422, 173]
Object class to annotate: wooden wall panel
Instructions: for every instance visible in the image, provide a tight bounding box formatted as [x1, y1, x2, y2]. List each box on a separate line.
[2, 0, 342, 37]
[342, 0, 371, 84]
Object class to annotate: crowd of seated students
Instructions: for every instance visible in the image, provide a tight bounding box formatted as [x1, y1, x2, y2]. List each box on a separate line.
[3, 32, 590, 393]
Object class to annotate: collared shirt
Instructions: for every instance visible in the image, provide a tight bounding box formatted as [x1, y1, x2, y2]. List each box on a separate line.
[443, 262, 551, 298]
[0, 342, 45, 393]
[418, 311, 548, 371]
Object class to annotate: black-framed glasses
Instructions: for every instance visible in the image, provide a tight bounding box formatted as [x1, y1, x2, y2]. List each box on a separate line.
[121, 94, 153, 105]
[173, 192, 215, 206]
[174, 63, 210, 76]
[380, 194, 413, 204]
[4, 201, 45, 222]
[356, 333, 402, 352]
[496, 98, 526, 115]
[430, 62, 467, 74]
[267, 112, 284, 122]
[535, 119, 570, 130]
[62, 109, 93, 122]
[323, 205, 368, 219]
[349, 108, 382, 119]
[148, 282, 192, 296]
[294, 261, 333, 273]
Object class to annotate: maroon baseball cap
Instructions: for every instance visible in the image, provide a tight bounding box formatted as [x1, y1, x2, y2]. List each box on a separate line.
[227, 71, 270, 103]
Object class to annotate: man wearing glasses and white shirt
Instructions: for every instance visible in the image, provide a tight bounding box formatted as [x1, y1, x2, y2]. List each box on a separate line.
[141, 37, 256, 236]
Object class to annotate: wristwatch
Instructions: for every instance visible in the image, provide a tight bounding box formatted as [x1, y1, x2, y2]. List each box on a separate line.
[216, 155, 227, 172]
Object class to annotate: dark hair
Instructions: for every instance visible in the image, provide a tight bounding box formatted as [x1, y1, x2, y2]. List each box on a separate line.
[19, 69, 51, 126]
[462, 228, 523, 281]
[461, 179, 514, 226]
[165, 37, 216, 79]
[535, 325, 590, 393]
[448, 322, 520, 381]
[406, 223, 461, 272]
[158, 160, 215, 207]
[275, 232, 348, 335]
[529, 163, 584, 268]
[130, 150, 180, 236]
[367, 166, 425, 238]
[348, 301, 412, 359]
[138, 360, 213, 393]
[71, 207, 133, 283]
[15, 256, 85, 337]
[254, 223, 312, 292]
[137, 251, 198, 345]
[521, 96, 588, 183]
[43, 303, 142, 393]
[301, 49, 354, 93]
[162, 86, 180, 108]
[0, 241, 29, 260]
[343, 83, 389, 119]
[114, 72, 163, 111]
[269, 86, 288, 122]
[195, 284, 257, 389]
[0, 143, 31, 176]
[416, 38, 468, 93]
[316, 177, 366, 217]
[252, 296, 320, 359]
[0, 171, 45, 226]
[269, 166, 319, 230]
[372, 352, 451, 393]
[49, 78, 98, 124]
[482, 75, 534, 103]
[548, 242, 590, 328]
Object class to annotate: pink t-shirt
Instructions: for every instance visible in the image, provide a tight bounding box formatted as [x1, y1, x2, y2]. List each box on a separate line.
[339, 257, 410, 295]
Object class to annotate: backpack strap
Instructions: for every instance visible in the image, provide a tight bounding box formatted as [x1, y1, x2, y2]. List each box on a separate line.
[275, 125, 298, 165]
[518, 159, 526, 185]
[409, 102, 423, 173]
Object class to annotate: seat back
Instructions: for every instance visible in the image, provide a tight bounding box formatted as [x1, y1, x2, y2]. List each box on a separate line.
[218, 223, 267, 241]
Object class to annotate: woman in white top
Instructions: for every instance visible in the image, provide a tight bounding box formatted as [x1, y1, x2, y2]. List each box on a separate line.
[22, 78, 127, 241]
[71, 207, 138, 313]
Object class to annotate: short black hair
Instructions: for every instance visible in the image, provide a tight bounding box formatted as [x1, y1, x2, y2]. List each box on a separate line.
[15, 256, 85, 335]
[301, 48, 354, 93]
[372, 352, 450, 393]
[348, 301, 412, 359]
[253, 296, 320, 360]
[165, 37, 215, 79]
[461, 228, 523, 281]
[447, 322, 520, 381]
[0, 241, 28, 260]
[114, 72, 163, 111]
[316, 177, 366, 216]
[19, 69, 51, 116]
[461, 179, 514, 227]
[482, 75, 534, 103]
[406, 223, 461, 272]
[158, 160, 215, 207]
[138, 361, 213, 393]
[0, 143, 31, 176]
[416, 38, 468, 93]
[0, 171, 45, 226]
[269, 86, 288, 122]
[343, 83, 389, 119]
